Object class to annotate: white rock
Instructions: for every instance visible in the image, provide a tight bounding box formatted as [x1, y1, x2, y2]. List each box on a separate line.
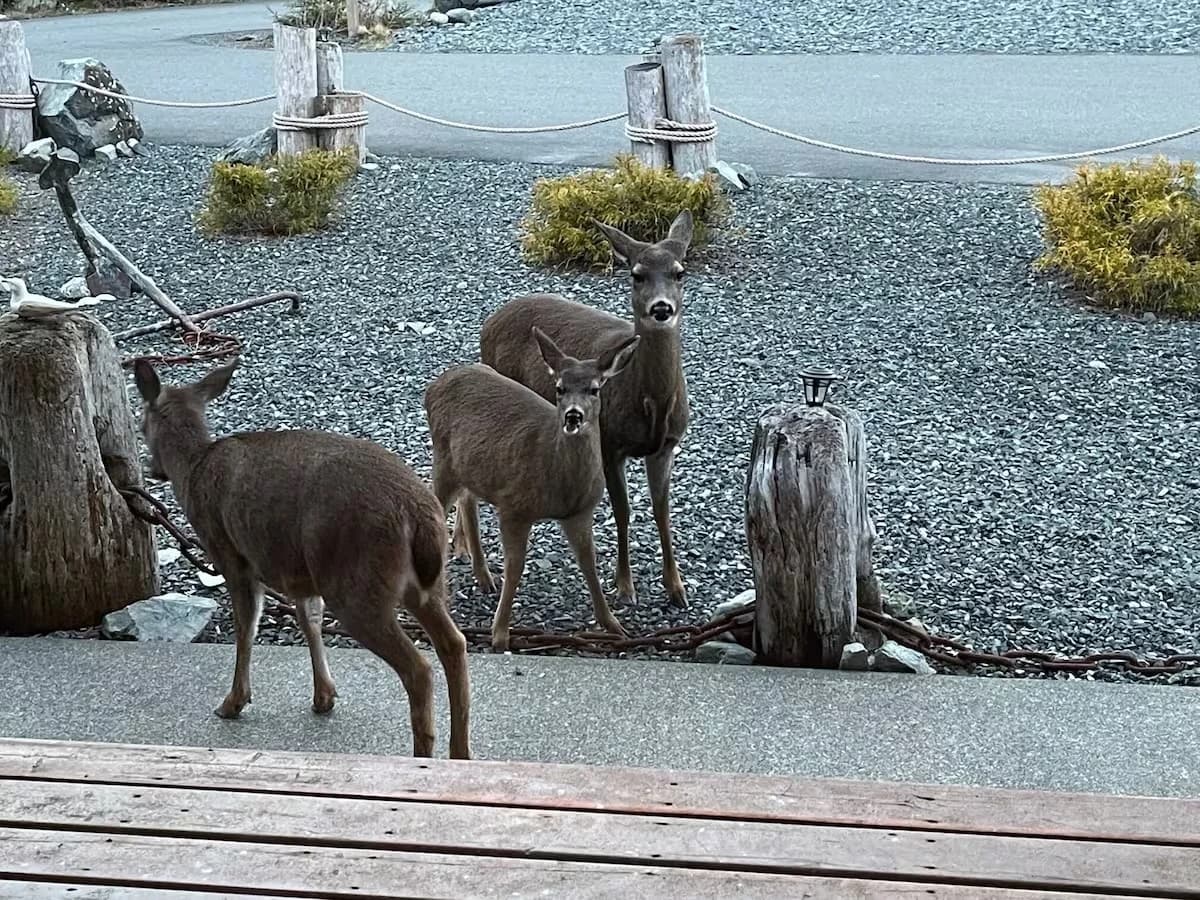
[839, 641, 870, 671]
[59, 275, 89, 299]
[445, 7, 474, 23]
[157, 547, 182, 566]
[198, 570, 226, 588]
[16, 137, 56, 173]
[872, 640, 935, 675]
[101, 593, 218, 643]
[94, 144, 119, 162]
[696, 641, 756, 665]
[115, 140, 134, 158]
[429, 11, 449, 23]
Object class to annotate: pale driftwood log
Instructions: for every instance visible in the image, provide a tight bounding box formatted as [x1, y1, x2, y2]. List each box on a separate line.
[0, 17, 34, 154]
[0, 311, 158, 634]
[274, 23, 318, 157]
[840, 405, 883, 613]
[318, 91, 366, 162]
[624, 61, 670, 169]
[316, 41, 344, 96]
[745, 402, 863, 667]
[660, 33, 716, 177]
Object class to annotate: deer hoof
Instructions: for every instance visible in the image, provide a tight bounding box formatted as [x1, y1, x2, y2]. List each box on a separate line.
[312, 690, 337, 715]
[601, 618, 627, 638]
[214, 697, 247, 720]
[490, 631, 511, 652]
[666, 585, 688, 610]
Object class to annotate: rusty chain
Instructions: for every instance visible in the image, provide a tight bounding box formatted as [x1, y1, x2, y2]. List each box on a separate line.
[120, 490, 1200, 676]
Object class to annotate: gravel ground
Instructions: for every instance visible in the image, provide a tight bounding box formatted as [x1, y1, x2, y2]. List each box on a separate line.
[2, 147, 1198, 680]
[388, 0, 1199, 56]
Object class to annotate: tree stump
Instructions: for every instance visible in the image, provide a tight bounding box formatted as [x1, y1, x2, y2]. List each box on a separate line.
[745, 402, 879, 667]
[0, 16, 35, 155]
[0, 310, 158, 633]
[273, 23, 318, 157]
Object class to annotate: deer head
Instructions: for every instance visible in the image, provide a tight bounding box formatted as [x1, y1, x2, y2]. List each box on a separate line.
[593, 209, 693, 331]
[133, 358, 238, 481]
[532, 327, 640, 436]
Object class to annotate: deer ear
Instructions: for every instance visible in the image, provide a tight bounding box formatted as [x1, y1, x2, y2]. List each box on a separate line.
[532, 327, 566, 375]
[193, 359, 238, 404]
[592, 219, 649, 268]
[133, 359, 161, 404]
[663, 209, 694, 257]
[598, 335, 640, 382]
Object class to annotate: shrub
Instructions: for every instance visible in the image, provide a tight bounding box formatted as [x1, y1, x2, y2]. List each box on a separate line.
[198, 148, 357, 237]
[276, 0, 416, 34]
[1034, 156, 1200, 316]
[0, 150, 15, 217]
[520, 154, 726, 271]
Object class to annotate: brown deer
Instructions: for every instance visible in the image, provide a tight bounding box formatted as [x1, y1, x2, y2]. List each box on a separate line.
[424, 327, 640, 651]
[465, 210, 693, 610]
[132, 359, 471, 760]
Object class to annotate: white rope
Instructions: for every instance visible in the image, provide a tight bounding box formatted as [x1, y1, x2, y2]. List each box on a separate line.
[31, 77, 276, 109]
[273, 110, 369, 131]
[625, 118, 718, 144]
[711, 104, 1200, 167]
[361, 91, 625, 134]
[0, 93, 36, 110]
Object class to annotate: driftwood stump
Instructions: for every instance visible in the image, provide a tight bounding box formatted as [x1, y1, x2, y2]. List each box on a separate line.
[745, 402, 880, 667]
[0, 311, 158, 633]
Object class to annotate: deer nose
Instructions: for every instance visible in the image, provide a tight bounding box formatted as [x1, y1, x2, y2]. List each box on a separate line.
[649, 300, 675, 322]
[563, 408, 584, 432]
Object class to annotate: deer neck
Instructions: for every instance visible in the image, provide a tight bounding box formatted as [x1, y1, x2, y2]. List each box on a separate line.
[629, 320, 683, 394]
[156, 415, 214, 498]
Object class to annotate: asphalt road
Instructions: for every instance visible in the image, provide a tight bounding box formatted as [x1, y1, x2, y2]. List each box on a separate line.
[17, 2, 1200, 184]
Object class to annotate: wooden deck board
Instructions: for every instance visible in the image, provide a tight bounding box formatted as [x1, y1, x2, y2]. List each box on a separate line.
[0, 778, 1195, 895]
[2, 738, 1196, 846]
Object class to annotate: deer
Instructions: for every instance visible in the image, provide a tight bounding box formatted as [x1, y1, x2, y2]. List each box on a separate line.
[131, 358, 471, 760]
[424, 327, 640, 651]
[460, 209, 694, 611]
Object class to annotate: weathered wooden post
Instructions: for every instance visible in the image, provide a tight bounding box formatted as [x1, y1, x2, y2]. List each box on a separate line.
[745, 370, 880, 667]
[0, 308, 159, 634]
[0, 16, 35, 155]
[624, 61, 670, 169]
[660, 33, 717, 177]
[316, 39, 366, 163]
[345, 0, 361, 39]
[273, 23, 318, 157]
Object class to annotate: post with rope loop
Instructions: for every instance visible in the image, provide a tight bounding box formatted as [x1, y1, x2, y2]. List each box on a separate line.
[624, 61, 670, 169]
[316, 38, 366, 163]
[0, 16, 35, 154]
[273, 23, 318, 157]
[660, 33, 717, 176]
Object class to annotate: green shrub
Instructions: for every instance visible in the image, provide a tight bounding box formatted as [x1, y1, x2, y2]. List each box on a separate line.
[520, 154, 726, 271]
[0, 150, 15, 217]
[1034, 156, 1200, 316]
[199, 148, 357, 237]
[276, 0, 416, 34]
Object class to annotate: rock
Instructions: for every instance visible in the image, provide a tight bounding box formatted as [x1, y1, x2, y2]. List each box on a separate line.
[86, 259, 134, 300]
[904, 617, 928, 636]
[359, 162, 380, 172]
[434, 0, 460, 10]
[101, 593, 219, 643]
[129, 138, 152, 158]
[696, 640, 756, 665]
[445, 8, 475, 23]
[711, 587, 755, 619]
[872, 640, 935, 675]
[839, 641, 870, 671]
[217, 127, 277, 166]
[59, 275, 88, 299]
[115, 140, 134, 158]
[429, 11, 450, 23]
[37, 58, 144, 159]
[94, 144, 118, 163]
[16, 137, 56, 174]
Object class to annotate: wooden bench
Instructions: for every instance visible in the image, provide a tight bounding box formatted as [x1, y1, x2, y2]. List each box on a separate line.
[0, 737, 1197, 898]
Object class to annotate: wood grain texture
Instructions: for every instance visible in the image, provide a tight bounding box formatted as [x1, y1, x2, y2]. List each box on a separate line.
[319, 92, 366, 162]
[316, 41, 344, 97]
[746, 402, 858, 666]
[0, 19, 33, 153]
[837, 403, 883, 611]
[273, 23, 317, 156]
[0, 315, 157, 632]
[624, 62, 670, 169]
[660, 33, 716, 176]
[3, 739, 1198, 848]
[2, 779, 1196, 894]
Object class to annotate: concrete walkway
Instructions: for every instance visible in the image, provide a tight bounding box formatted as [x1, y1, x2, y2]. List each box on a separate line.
[16, 3, 1200, 184]
[3, 637, 1198, 797]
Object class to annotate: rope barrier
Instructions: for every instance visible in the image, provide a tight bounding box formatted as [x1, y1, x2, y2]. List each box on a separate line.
[0, 93, 36, 110]
[361, 91, 625, 134]
[711, 104, 1200, 167]
[30, 77, 276, 109]
[625, 118, 718, 144]
[273, 110, 369, 131]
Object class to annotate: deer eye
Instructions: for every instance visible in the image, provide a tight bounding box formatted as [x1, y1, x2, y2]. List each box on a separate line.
[631, 270, 646, 283]
[673, 269, 685, 281]
[555, 385, 565, 395]
[589, 387, 601, 396]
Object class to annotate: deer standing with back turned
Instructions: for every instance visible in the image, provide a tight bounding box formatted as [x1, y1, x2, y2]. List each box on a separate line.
[132, 359, 471, 760]
[463, 210, 694, 609]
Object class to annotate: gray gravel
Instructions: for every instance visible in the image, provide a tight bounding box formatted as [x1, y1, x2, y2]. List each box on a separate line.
[392, 0, 1199, 55]
[2, 146, 1198, 680]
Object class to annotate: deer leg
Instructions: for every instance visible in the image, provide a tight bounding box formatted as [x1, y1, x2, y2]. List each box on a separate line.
[216, 576, 264, 720]
[605, 459, 637, 606]
[561, 511, 625, 637]
[450, 499, 471, 560]
[491, 514, 532, 652]
[294, 595, 338, 714]
[407, 588, 472, 760]
[645, 446, 687, 609]
[339, 603, 435, 758]
[459, 494, 496, 595]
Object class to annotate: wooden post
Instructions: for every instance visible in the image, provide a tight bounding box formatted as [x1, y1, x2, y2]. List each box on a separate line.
[0, 310, 159, 633]
[660, 33, 716, 177]
[316, 40, 344, 97]
[745, 402, 868, 667]
[319, 92, 366, 163]
[345, 0, 361, 39]
[273, 23, 318, 157]
[0, 16, 35, 155]
[844, 407, 883, 613]
[624, 61, 670, 170]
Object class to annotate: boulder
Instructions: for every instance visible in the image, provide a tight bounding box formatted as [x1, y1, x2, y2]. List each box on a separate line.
[86, 258, 134, 300]
[445, 8, 475, 23]
[101, 593, 218, 643]
[429, 11, 450, 23]
[839, 641, 870, 671]
[872, 640, 935, 675]
[217, 127, 277, 166]
[16, 137, 56, 174]
[94, 144, 118, 163]
[59, 275, 88, 299]
[696, 640, 756, 666]
[36, 58, 143, 159]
